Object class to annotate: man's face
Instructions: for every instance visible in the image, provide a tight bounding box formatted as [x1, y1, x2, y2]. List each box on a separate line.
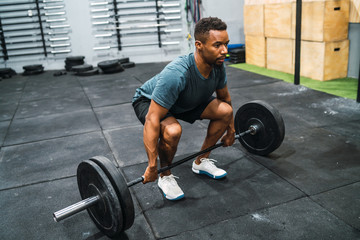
[198, 30, 229, 66]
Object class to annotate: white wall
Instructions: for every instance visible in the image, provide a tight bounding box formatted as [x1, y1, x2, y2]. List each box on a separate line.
[0, 0, 244, 73]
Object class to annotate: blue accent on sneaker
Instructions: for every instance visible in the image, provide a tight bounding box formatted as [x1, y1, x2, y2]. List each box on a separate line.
[162, 191, 185, 201]
[198, 170, 227, 179]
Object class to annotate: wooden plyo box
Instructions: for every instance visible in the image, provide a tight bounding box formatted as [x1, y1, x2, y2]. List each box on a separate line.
[300, 39, 349, 81]
[244, 4, 264, 36]
[245, 35, 267, 67]
[291, 0, 350, 42]
[264, 3, 293, 38]
[266, 38, 294, 74]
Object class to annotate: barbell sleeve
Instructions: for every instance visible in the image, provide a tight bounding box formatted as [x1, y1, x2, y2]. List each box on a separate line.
[53, 195, 100, 222]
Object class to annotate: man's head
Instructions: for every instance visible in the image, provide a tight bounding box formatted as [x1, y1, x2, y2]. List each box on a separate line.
[194, 17, 227, 43]
[194, 17, 229, 66]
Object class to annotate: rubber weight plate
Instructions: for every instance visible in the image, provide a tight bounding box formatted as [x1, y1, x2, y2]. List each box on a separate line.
[234, 100, 285, 156]
[89, 156, 135, 231]
[77, 160, 123, 238]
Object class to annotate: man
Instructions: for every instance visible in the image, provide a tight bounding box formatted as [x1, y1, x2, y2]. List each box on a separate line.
[132, 17, 235, 200]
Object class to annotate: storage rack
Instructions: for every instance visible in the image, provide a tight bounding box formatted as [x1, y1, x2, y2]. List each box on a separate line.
[0, 0, 71, 60]
[90, 0, 182, 51]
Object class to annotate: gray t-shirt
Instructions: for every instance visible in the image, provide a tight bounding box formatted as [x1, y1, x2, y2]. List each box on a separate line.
[132, 53, 227, 114]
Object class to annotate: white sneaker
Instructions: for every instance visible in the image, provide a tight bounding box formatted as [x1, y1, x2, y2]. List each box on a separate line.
[192, 158, 227, 179]
[157, 174, 184, 200]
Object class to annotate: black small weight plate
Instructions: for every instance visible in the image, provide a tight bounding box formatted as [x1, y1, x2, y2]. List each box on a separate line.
[97, 60, 120, 70]
[77, 160, 124, 238]
[71, 64, 93, 73]
[121, 62, 135, 69]
[76, 68, 99, 76]
[102, 64, 124, 74]
[23, 64, 43, 71]
[118, 57, 129, 64]
[235, 100, 285, 156]
[89, 156, 135, 231]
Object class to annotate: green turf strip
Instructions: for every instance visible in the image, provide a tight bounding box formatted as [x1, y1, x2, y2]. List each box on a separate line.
[229, 63, 358, 100]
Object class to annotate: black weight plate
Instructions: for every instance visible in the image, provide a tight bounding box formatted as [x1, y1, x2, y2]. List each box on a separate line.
[76, 68, 99, 76]
[77, 160, 124, 238]
[234, 100, 285, 156]
[89, 156, 135, 231]
[23, 64, 43, 71]
[65, 60, 84, 66]
[118, 57, 129, 64]
[121, 62, 135, 69]
[66, 56, 85, 61]
[71, 64, 93, 73]
[23, 68, 44, 76]
[102, 64, 124, 74]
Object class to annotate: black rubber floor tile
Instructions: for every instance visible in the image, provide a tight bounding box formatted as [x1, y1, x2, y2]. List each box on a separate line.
[4, 110, 100, 146]
[0, 101, 19, 121]
[104, 121, 209, 167]
[21, 84, 84, 102]
[94, 103, 142, 130]
[226, 66, 280, 89]
[165, 197, 360, 240]
[15, 94, 92, 119]
[0, 120, 10, 146]
[79, 75, 140, 88]
[321, 120, 360, 143]
[83, 84, 139, 107]
[231, 82, 360, 128]
[311, 182, 360, 230]
[123, 149, 304, 238]
[251, 127, 360, 196]
[0, 177, 155, 240]
[0, 132, 113, 190]
[130, 62, 170, 83]
[0, 76, 26, 95]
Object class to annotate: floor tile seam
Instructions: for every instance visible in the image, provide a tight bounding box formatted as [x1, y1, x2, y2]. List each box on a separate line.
[92, 101, 133, 110]
[308, 192, 360, 231]
[0, 175, 75, 193]
[11, 108, 96, 121]
[245, 153, 311, 198]
[309, 180, 360, 198]
[102, 124, 143, 132]
[9, 107, 97, 121]
[0, 77, 30, 148]
[229, 80, 282, 90]
[1, 129, 101, 148]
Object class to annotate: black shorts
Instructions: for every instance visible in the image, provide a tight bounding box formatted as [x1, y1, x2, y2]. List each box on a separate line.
[132, 96, 215, 125]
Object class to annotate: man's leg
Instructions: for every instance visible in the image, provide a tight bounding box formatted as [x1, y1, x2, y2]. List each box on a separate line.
[158, 116, 182, 177]
[195, 99, 233, 164]
[157, 116, 185, 200]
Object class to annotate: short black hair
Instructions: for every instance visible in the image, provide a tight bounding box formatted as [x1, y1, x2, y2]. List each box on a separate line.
[194, 17, 227, 43]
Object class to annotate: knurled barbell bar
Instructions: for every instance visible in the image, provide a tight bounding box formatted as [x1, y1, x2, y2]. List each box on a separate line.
[53, 100, 285, 238]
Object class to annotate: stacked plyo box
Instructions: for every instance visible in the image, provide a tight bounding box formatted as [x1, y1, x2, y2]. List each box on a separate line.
[244, 0, 350, 81]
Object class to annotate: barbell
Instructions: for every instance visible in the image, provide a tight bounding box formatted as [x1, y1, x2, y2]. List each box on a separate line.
[53, 100, 285, 238]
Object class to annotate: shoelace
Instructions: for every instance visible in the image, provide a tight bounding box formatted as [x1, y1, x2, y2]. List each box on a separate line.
[162, 174, 180, 186]
[199, 158, 218, 169]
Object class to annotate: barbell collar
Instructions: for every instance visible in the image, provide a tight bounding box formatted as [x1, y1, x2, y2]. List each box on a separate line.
[53, 195, 100, 222]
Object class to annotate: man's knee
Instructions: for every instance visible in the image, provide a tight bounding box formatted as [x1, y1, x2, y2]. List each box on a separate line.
[162, 123, 182, 144]
[219, 102, 233, 123]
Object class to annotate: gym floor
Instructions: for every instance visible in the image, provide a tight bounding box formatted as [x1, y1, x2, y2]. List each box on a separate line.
[0, 62, 359, 240]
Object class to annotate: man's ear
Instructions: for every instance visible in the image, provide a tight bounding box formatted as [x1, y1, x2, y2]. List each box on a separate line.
[195, 40, 202, 51]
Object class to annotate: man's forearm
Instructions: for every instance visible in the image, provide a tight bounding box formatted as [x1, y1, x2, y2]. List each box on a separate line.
[143, 119, 160, 169]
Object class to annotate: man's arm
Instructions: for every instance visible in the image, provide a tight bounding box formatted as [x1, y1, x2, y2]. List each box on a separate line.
[216, 85, 236, 146]
[142, 99, 169, 183]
